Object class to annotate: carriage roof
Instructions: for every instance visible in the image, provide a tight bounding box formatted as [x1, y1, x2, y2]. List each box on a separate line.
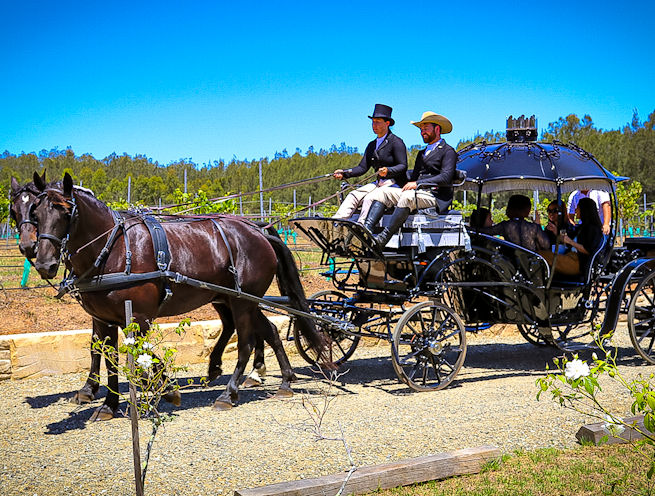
[456, 140, 627, 195]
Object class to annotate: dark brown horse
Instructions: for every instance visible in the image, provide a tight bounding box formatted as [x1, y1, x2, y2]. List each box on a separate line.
[10, 171, 49, 259]
[31, 172, 327, 419]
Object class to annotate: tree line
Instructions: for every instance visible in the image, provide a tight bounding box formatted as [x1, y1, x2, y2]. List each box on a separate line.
[1, 111, 654, 222]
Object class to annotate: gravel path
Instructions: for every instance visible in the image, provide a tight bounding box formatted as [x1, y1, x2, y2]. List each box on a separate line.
[1, 323, 651, 496]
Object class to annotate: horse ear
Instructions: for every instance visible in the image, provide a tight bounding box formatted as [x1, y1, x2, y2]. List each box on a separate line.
[33, 171, 46, 191]
[11, 177, 19, 192]
[63, 173, 73, 197]
[41, 169, 47, 183]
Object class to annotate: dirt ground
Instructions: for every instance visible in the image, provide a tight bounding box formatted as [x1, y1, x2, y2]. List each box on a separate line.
[0, 268, 331, 335]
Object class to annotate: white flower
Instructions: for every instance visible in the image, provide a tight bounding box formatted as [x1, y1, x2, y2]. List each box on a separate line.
[603, 414, 625, 437]
[136, 354, 153, 369]
[564, 359, 590, 380]
[142, 342, 154, 351]
[591, 352, 598, 361]
[123, 337, 135, 346]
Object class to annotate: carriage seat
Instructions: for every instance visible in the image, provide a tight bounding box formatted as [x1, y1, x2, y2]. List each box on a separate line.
[474, 233, 551, 284]
[383, 211, 470, 250]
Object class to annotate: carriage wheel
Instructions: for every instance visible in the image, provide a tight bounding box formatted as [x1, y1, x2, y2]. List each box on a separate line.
[517, 324, 549, 347]
[391, 301, 467, 391]
[294, 290, 360, 366]
[628, 271, 655, 365]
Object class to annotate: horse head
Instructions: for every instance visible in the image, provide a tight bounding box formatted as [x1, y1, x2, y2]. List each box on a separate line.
[9, 170, 47, 259]
[32, 172, 76, 279]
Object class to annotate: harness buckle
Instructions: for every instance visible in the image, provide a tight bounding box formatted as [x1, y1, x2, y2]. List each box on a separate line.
[157, 250, 168, 271]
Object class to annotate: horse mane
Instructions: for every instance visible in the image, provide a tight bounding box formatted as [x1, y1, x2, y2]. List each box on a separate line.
[44, 189, 74, 211]
[73, 185, 95, 196]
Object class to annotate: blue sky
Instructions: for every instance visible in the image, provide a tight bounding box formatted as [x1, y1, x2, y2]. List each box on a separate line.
[2, 1, 653, 166]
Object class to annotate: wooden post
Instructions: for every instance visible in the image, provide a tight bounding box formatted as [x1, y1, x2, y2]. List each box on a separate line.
[125, 300, 144, 496]
[576, 415, 652, 445]
[234, 446, 500, 496]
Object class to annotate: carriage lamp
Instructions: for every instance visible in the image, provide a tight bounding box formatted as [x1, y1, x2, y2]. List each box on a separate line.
[506, 114, 538, 142]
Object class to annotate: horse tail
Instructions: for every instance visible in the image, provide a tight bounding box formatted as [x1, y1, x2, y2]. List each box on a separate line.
[261, 230, 332, 368]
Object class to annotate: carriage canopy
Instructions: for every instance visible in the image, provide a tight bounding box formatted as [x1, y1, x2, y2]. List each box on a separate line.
[457, 141, 627, 195]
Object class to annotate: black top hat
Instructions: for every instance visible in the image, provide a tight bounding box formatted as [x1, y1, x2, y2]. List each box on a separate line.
[368, 104, 394, 126]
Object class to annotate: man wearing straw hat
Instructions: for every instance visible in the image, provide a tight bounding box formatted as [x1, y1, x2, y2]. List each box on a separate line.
[365, 111, 457, 247]
[332, 104, 408, 225]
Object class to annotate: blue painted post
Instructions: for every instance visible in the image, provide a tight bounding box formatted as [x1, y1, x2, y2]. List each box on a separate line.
[20, 259, 30, 287]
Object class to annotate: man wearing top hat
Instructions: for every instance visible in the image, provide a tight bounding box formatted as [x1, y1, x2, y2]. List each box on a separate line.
[332, 104, 408, 226]
[365, 111, 457, 247]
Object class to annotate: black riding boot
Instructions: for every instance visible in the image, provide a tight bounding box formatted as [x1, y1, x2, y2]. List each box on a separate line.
[374, 207, 410, 248]
[362, 201, 387, 234]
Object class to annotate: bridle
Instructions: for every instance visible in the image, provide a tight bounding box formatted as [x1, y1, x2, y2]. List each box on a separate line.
[31, 189, 78, 257]
[10, 186, 39, 232]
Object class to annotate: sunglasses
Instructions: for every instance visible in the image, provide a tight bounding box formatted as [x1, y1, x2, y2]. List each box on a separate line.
[547, 208, 558, 213]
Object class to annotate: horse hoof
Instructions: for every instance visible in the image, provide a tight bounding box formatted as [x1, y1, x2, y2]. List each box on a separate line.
[163, 390, 182, 406]
[72, 390, 94, 404]
[242, 377, 261, 388]
[243, 370, 263, 388]
[273, 387, 293, 399]
[213, 400, 233, 411]
[89, 405, 115, 422]
[207, 367, 222, 384]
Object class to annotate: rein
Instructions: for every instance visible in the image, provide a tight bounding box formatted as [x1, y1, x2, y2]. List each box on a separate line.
[152, 173, 334, 214]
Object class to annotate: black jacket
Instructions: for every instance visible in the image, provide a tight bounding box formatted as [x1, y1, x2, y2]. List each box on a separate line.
[411, 140, 457, 210]
[343, 132, 408, 186]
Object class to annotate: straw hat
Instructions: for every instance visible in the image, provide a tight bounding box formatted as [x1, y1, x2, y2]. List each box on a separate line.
[410, 111, 452, 134]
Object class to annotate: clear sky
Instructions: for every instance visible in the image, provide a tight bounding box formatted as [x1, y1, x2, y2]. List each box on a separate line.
[2, 1, 653, 166]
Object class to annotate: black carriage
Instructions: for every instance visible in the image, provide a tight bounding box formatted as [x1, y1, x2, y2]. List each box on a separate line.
[292, 121, 655, 392]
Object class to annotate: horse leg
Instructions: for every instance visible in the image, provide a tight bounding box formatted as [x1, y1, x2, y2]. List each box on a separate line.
[256, 312, 297, 398]
[242, 335, 266, 388]
[207, 303, 236, 383]
[72, 319, 105, 404]
[210, 303, 266, 387]
[90, 323, 119, 421]
[213, 327, 254, 411]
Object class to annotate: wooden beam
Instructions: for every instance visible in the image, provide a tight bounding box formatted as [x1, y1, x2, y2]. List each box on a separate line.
[576, 415, 652, 445]
[234, 446, 500, 496]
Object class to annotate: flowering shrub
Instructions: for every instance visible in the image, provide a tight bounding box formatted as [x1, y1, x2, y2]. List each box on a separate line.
[537, 338, 655, 479]
[92, 319, 196, 494]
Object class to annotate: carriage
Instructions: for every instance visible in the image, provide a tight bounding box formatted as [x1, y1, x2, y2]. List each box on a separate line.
[291, 120, 655, 392]
[10, 118, 655, 414]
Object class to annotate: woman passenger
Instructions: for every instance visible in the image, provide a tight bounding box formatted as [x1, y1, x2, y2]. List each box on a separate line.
[539, 197, 604, 276]
[481, 194, 550, 252]
[544, 200, 575, 253]
[469, 207, 492, 229]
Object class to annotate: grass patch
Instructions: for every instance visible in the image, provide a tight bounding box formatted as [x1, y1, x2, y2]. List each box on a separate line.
[371, 445, 655, 496]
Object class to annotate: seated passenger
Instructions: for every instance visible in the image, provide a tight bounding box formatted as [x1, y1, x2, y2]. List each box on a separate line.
[544, 200, 576, 253]
[567, 189, 611, 235]
[362, 111, 457, 247]
[332, 104, 408, 225]
[539, 198, 604, 276]
[469, 207, 492, 229]
[481, 194, 550, 252]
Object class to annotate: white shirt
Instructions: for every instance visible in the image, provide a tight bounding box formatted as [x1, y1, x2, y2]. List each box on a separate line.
[566, 190, 611, 224]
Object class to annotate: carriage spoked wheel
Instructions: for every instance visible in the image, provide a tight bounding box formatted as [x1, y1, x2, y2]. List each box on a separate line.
[516, 324, 550, 347]
[628, 271, 655, 365]
[391, 301, 467, 391]
[295, 290, 360, 366]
